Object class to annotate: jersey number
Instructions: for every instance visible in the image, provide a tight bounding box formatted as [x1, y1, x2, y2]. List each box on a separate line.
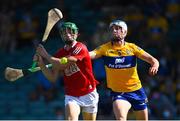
[64, 63, 80, 76]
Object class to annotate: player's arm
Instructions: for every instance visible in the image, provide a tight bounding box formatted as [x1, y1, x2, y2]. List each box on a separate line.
[89, 51, 100, 59]
[139, 51, 159, 76]
[36, 44, 77, 67]
[89, 46, 103, 60]
[35, 54, 60, 82]
[48, 56, 78, 68]
[34, 44, 76, 82]
[37, 55, 78, 82]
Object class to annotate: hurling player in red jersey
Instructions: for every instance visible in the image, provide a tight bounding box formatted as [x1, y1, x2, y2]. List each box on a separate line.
[34, 22, 99, 120]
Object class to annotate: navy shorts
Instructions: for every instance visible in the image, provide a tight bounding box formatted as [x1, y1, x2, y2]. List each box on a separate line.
[110, 88, 148, 111]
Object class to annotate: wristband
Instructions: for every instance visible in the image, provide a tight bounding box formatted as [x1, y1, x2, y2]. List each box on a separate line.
[59, 57, 68, 64]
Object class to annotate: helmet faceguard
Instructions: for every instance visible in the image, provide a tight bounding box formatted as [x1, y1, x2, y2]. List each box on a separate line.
[59, 22, 78, 45]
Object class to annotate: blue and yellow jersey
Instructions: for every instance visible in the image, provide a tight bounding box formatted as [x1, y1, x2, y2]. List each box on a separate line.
[93, 41, 145, 92]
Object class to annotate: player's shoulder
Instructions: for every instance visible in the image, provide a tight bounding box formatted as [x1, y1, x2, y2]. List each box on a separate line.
[74, 42, 88, 52]
[126, 42, 136, 46]
[100, 41, 111, 48]
[56, 47, 64, 53]
[125, 42, 138, 48]
[76, 41, 84, 45]
[76, 41, 86, 47]
[126, 42, 144, 52]
[94, 42, 110, 52]
[54, 48, 64, 57]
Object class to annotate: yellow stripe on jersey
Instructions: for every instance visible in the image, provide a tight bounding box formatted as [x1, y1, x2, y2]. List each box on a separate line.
[93, 41, 145, 92]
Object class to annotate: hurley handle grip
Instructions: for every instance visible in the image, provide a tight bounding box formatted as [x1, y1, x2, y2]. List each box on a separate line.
[31, 61, 37, 69]
[28, 64, 52, 73]
[30, 41, 45, 69]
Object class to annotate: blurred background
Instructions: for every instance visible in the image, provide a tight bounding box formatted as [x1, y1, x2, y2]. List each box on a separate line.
[0, 0, 180, 120]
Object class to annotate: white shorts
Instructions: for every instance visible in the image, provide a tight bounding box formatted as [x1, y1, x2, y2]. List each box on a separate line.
[65, 89, 99, 113]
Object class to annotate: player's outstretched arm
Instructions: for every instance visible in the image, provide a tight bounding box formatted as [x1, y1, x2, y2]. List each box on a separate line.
[89, 51, 101, 60]
[36, 54, 79, 82]
[49, 56, 78, 69]
[139, 51, 159, 76]
[36, 44, 77, 66]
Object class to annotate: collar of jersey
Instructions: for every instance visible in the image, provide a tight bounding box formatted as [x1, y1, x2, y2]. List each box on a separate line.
[111, 41, 126, 50]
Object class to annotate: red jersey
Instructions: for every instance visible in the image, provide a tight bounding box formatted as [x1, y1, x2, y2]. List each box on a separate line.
[54, 42, 99, 96]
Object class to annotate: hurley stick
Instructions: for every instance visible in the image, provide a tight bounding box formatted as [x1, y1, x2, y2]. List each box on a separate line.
[31, 8, 63, 69]
[5, 64, 52, 82]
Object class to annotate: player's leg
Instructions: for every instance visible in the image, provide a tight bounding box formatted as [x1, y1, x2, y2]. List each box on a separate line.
[134, 108, 148, 120]
[65, 96, 81, 120]
[65, 102, 80, 120]
[113, 99, 131, 120]
[82, 103, 98, 120]
[82, 112, 97, 120]
[81, 89, 99, 120]
[111, 91, 132, 120]
[130, 88, 148, 120]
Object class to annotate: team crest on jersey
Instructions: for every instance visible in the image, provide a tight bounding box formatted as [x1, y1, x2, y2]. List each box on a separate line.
[126, 49, 131, 55]
[117, 50, 122, 56]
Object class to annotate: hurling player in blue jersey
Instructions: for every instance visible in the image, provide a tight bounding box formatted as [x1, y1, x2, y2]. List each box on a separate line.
[90, 20, 159, 120]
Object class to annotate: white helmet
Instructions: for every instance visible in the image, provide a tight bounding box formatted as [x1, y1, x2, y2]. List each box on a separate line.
[109, 20, 127, 31]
